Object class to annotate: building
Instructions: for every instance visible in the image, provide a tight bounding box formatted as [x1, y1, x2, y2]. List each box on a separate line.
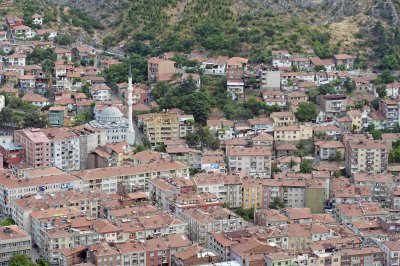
[87, 106, 131, 144]
[272, 50, 291, 68]
[319, 94, 347, 116]
[333, 54, 355, 70]
[48, 106, 68, 127]
[42, 128, 81, 171]
[274, 124, 313, 142]
[89, 84, 111, 101]
[379, 98, 400, 128]
[14, 128, 52, 168]
[0, 142, 25, 167]
[270, 112, 296, 126]
[340, 247, 384, 266]
[226, 57, 248, 96]
[227, 147, 272, 177]
[142, 112, 194, 146]
[0, 171, 82, 214]
[178, 207, 243, 243]
[260, 66, 281, 90]
[345, 139, 389, 175]
[0, 225, 31, 266]
[314, 140, 345, 161]
[72, 161, 189, 194]
[72, 125, 107, 170]
[148, 57, 176, 82]
[381, 241, 400, 266]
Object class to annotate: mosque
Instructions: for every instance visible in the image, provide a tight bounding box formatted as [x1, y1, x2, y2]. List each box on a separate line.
[87, 69, 136, 144]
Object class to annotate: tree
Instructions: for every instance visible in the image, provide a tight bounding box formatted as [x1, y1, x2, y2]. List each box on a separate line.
[269, 197, 285, 209]
[376, 84, 387, 99]
[186, 126, 220, 151]
[9, 254, 34, 266]
[56, 34, 72, 46]
[300, 160, 313, 173]
[295, 102, 318, 122]
[179, 92, 212, 123]
[328, 151, 342, 162]
[36, 259, 51, 266]
[0, 217, 15, 226]
[343, 77, 356, 94]
[314, 65, 326, 72]
[72, 111, 92, 126]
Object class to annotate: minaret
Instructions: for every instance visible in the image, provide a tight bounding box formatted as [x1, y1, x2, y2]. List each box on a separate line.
[126, 66, 135, 144]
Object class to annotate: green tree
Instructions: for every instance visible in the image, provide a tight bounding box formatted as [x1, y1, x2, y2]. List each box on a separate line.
[295, 102, 318, 122]
[56, 34, 73, 46]
[269, 197, 285, 209]
[9, 254, 34, 266]
[72, 111, 92, 126]
[376, 84, 387, 99]
[0, 217, 15, 226]
[179, 92, 212, 123]
[186, 126, 220, 151]
[343, 77, 356, 94]
[300, 160, 313, 173]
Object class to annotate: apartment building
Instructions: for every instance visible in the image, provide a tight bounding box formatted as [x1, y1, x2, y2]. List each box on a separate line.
[242, 179, 263, 209]
[284, 223, 312, 254]
[227, 147, 272, 177]
[336, 202, 384, 224]
[381, 241, 400, 266]
[147, 178, 178, 210]
[314, 140, 345, 160]
[42, 128, 81, 171]
[340, 247, 384, 266]
[14, 128, 52, 168]
[274, 124, 313, 142]
[142, 112, 194, 146]
[89, 84, 111, 101]
[319, 94, 347, 116]
[379, 98, 400, 128]
[345, 139, 389, 175]
[270, 112, 296, 126]
[352, 173, 395, 202]
[221, 174, 243, 208]
[178, 207, 243, 244]
[333, 54, 355, 69]
[248, 117, 274, 133]
[348, 109, 363, 132]
[166, 193, 223, 215]
[226, 57, 248, 95]
[0, 225, 31, 266]
[392, 188, 400, 209]
[0, 172, 82, 215]
[9, 190, 109, 233]
[192, 173, 226, 201]
[260, 66, 281, 90]
[72, 160, 189, 194]
[72, 125, 107, 170]
[148, 57, 176, 82]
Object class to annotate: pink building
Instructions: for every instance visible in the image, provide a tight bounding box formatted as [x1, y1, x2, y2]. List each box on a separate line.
[14, 129, 51, 168]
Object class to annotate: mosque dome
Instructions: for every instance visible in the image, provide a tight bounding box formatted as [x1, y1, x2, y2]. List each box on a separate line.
[98, 106, 124, 123]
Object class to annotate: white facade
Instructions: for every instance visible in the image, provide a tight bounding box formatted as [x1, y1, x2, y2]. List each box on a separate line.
[90, 88, 111, 101]
[50, 138, 81, 171]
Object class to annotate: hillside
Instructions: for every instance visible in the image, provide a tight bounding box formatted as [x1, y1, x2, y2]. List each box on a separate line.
[6, 0, 400, 66]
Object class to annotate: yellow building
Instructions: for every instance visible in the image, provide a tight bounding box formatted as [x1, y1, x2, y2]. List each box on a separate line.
[142, 112, 194, 146]
[274, 124, 313, 142]
[286, 224, 311, 254]
[348, 109, 362, 132]
[270, 111, 296, 126]
[242, 179, 263, 209]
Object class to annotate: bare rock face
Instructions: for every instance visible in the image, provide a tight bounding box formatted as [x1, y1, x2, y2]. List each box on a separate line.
[370, 0, 400, 26]
[45, 0, 128, 20]
[239, 0, 361, 21]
